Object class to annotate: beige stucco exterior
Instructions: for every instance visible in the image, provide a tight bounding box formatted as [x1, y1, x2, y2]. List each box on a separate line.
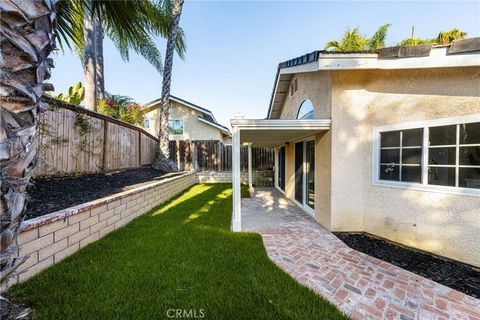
[144, 100, 231, 143]
[276, 66, 480, 267]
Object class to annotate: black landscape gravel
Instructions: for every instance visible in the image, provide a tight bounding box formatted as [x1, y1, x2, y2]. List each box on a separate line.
[334, 233, 480, 299]
[26, 168, 175, 219]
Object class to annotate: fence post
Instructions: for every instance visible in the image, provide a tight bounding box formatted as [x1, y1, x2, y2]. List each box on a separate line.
[102, 119, 108, 171]
[138, 130, 142, 167]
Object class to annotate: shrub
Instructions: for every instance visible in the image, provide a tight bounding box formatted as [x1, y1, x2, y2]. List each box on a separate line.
[97, 94, 146, 127]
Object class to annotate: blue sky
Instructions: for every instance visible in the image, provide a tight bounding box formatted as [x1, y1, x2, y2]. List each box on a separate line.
[51, 1, 480, 127]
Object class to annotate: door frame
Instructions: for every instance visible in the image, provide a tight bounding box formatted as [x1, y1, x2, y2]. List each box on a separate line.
[292, 136, 316, 217]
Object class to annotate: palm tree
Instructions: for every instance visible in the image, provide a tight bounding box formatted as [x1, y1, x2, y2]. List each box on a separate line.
[0, 1, 186, 313]
[0, 0, 57, 314]
[62, 0, 187, 110]
[398, 27, 467, 46]
[435, 28, 467, 45]
[152, 0, 185, 172]
[324, 24, 391, 52]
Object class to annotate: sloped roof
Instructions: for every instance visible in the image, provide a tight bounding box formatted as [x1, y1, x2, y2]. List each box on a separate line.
[267, 37, 480, 119]
[144, 95, 230, 135]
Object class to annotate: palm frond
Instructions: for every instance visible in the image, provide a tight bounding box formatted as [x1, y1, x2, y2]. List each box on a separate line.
[368, 23, 391, 50]
[324, 40, 341, 51]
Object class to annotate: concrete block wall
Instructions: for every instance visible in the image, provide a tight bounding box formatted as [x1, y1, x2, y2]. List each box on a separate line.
[197, 170, 274, 187]
[8, 172, 196, 288]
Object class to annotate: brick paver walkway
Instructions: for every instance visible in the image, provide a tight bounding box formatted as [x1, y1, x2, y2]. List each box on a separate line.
[242, 188, 480, 320]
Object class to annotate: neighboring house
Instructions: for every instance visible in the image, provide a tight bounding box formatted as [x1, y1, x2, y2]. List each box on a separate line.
[230, 38, 480, 267]
[143, 95, 231, 144]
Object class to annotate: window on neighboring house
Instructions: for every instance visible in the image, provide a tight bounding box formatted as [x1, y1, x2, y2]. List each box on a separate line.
[375, 118, 480, 193]
[143, 119, 150, 129]
[168, 119, 184, 135]
[297, 100, 315, 119]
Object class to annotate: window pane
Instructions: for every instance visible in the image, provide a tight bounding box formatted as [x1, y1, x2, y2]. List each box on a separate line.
[428, 167, 455, 186]
[429, 147, 456, 165]
[403, 128, 423, 146]
[459, 146, 480, 166]
[429, 125, 456, 146]
[381, 131, 400, 148]
[297, 100, 315, 119]
[381, 149, 400, 164]
[459, 168, 480, 189]
[306, 140, 315, 209]
[460, 123, 480, 145]
[401, 166, 421, 183]
[402, 148, 422, 164]
[380, 165, 399, 181]
[294, 142, 304, 203]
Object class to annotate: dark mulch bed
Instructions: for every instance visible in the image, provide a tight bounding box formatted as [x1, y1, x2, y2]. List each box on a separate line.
[0, 294, 32, 320]
[334, 233, 480, 299]
[26, 168, 174, 219]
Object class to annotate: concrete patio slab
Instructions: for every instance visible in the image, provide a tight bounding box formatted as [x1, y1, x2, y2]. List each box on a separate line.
[242, 188, 480, 320]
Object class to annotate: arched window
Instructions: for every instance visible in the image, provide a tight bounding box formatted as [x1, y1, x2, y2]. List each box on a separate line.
[297, 100, 315, 119]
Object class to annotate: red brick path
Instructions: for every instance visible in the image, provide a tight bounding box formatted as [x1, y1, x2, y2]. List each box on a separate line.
[242, 189, 480, 320]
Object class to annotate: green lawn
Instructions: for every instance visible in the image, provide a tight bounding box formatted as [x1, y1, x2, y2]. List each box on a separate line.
[10, 183, 348, 320]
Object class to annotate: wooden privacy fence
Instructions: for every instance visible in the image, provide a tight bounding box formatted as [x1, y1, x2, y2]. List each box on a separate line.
[169, 140, 275, 172]
[36, 98, 158, 176]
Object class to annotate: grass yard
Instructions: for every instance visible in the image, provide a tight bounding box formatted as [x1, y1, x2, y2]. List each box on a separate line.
[10, 183, 348, 320]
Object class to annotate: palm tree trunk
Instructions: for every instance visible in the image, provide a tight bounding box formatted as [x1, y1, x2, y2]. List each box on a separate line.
[83, 9, 97, 110]
[152, 0, 185, 172]
[0, 0, 56, 309]
[95, 17, 105, 100]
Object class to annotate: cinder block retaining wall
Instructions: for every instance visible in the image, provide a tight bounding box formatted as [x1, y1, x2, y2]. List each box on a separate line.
[197, 171, 274, 187]
[8, 172, 196, 288]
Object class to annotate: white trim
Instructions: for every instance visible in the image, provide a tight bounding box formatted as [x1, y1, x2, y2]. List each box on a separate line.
[146, 96, 217, 122]
[373, 114, 480, 132]
[197, 116, 231, 135]
[372, 114, 480, 198]
[231, 125, 241, 232]
[230, 119, 331, 130]
[274, 147, 279, 189]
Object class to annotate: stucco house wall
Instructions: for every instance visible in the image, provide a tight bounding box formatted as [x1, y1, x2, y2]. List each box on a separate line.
[144, 101, 229, 142]
[276, 66, 480, 266]
[329, 67, 480, 267]
[279, 71, 332, 120]
[277, 72, 334, 229]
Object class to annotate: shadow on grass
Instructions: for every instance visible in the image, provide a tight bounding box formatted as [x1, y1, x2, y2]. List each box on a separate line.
[9, 183, 349, 320]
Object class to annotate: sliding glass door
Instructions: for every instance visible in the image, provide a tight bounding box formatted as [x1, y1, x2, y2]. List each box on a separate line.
[278, 146, 285, 191]
[305, 140, 315, 209]
[294, 139, 315, 213]
[295, 142, 304, 203]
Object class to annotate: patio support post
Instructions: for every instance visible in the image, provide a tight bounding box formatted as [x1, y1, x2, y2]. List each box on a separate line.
[248, 143, 253, 193]
[231, 124, 241, 231]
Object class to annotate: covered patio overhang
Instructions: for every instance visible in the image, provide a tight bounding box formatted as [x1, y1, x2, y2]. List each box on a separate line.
[230, 118, 331, 231]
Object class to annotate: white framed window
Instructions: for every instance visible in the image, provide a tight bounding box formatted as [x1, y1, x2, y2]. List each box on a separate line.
[297, 100, 315, 119]
[143, 119, 150, 129]
[372, 115, 480, 197]
[168, 119, 184, 135]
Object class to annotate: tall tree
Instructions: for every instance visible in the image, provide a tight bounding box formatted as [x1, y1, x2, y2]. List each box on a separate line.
[65, 0, 187, 109]
[95, 18, 105, 100]
[324, 24, 391, 52]
[83, 8, 97, 110]
[0, 0, 57, 315]
[152, 0, 185, 171]
[0, 1, 186, 314]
